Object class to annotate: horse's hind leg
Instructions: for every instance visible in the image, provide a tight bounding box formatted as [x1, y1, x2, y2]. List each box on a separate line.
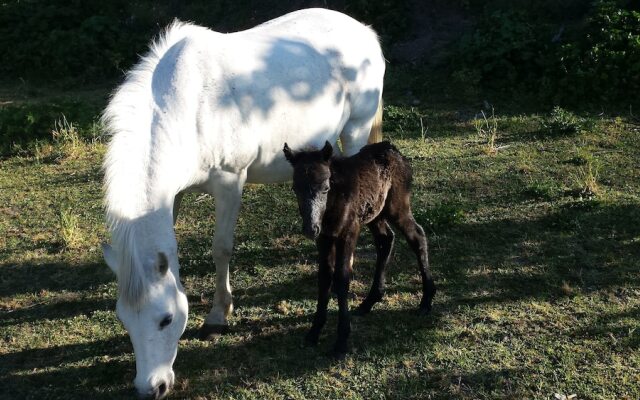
[199, 170, 246, 339]
[353, 218, 394, 316]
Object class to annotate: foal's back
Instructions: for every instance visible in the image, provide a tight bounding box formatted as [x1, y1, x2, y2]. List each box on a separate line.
[332, 141, 412, 225]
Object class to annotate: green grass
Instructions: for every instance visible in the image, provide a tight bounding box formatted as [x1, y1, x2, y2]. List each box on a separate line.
[1, 87, 639, 399]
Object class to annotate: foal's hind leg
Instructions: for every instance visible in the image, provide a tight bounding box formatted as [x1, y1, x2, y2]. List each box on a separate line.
[388, 191, 436, 314]
[394, 212, 436, 314]
[353, 219, 394, 316]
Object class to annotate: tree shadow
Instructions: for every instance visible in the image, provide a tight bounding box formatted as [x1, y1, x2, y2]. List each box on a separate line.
[416, 202, 640, 307]
[571, 306, 640, 350]
[0, 260, 112, 299]
[0, 296, 115, 328]
[1, 305, 441, 399]
[382, 365, 532, 399]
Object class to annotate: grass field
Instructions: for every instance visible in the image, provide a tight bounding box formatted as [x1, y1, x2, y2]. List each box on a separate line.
[1, 82, 639, 399]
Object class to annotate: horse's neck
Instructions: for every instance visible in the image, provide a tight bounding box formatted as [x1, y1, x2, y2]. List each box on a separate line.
[110, 206, 175, 256]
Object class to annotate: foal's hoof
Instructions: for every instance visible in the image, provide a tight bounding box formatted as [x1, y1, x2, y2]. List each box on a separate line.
[417, 305, 432, 316]
[304, 331, 320, 347]
[331, 345, 349, 360]
[198, 323, 229, 340]
[352, 304, 372, 317]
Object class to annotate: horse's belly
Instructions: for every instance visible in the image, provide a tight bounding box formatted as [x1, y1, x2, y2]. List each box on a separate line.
[246, 159, 292, 183]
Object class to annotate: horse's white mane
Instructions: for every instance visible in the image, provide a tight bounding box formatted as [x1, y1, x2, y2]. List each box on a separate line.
[102, 20, 206, 306]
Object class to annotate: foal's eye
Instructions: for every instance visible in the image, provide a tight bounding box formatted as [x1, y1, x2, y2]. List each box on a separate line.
[159, 315, 173, 329]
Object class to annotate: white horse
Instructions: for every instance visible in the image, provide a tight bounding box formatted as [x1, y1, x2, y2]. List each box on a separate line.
[101, 8, 384, 399]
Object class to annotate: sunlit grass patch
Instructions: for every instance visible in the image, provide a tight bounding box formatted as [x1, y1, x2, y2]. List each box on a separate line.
[1, 90, 639, 399]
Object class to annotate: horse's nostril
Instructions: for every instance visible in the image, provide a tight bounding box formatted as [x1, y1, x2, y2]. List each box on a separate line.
[157, 382, 168, 398]
[313, 225, 320, 236]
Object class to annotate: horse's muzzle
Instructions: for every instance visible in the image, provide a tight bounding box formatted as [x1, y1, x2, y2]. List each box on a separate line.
[137, 380, 171, 400]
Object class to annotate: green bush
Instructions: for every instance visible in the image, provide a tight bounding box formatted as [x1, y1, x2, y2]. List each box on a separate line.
[0, 0, 410, 83]
[0, 100, 101, 155]
[555, 0, 640, 103]
[455, 9, 546, 90]
[452, 0, 640, 105]
[542, 106, 585, 135]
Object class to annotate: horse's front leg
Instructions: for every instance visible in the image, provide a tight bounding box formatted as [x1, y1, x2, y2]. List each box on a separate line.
[172, 191, 184, 225]
[199, 170, 246, 339]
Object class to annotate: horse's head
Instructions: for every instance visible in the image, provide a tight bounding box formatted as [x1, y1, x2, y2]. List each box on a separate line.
[102, 236, 187, 400]
[283, 141, 333, 239]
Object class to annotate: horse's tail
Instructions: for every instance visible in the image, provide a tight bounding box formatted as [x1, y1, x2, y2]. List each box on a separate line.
[367, 99, 383, 144]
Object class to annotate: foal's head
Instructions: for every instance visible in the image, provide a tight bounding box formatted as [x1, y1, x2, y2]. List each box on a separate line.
[283, 141, 333, 239]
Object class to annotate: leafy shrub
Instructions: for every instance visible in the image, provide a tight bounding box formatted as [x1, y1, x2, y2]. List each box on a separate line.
[554, 0, 640, 103]
[455, 9, 546, 91]
[452, 0, 640, 104]
[383, 105, 426, 137]
[542, 106, 585, 135]
[0, 0, 410, 83]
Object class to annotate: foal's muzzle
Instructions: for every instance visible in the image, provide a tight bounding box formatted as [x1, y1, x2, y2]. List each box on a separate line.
[303, 223, 321, 240]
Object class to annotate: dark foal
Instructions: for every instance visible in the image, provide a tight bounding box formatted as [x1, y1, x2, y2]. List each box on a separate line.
[283, 140, 436, 356]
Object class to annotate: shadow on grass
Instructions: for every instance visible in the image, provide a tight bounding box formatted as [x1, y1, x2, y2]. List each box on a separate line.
[0, 306, 442, 399]
[2, 196, 638, 397]
[420, 202, 640, 306]
[0, 296, 115, 328]
[0, 334, 133, 399]
[0, 261, 112, 298]
[571, 306, 640, 350]
[383, 365, 532, 400]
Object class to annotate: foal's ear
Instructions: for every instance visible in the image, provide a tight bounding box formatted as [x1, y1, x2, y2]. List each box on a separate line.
[283, 143, 297, 164]
[101, 243, 118, 275]
[158, 252, 169, 276]
[321, 141, 333, 161]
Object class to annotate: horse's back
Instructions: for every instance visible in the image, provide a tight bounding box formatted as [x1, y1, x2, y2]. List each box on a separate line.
[118, 9, 385, 189]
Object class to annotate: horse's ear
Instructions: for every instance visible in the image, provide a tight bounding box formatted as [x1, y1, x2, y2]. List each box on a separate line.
[283, 143, 297, 164]
[158, 252, 169, 276]
[101, 243, 118, 275]
[321, 141, 333, 161]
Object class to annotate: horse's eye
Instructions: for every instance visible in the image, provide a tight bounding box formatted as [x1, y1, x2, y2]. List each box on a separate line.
[159, 315, 173, 329]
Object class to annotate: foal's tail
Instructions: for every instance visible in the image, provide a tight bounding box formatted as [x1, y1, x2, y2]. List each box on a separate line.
[367, 100, 383, 144]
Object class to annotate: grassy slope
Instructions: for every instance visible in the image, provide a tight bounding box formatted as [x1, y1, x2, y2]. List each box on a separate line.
[0, 81, 639, 399]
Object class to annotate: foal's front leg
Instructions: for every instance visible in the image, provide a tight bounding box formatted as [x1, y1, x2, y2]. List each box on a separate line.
[333, 229, 358, 357]
[305, 235, 335, 346]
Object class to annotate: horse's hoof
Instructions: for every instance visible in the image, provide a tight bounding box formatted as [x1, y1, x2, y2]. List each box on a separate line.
[198, 323, 229, 340]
